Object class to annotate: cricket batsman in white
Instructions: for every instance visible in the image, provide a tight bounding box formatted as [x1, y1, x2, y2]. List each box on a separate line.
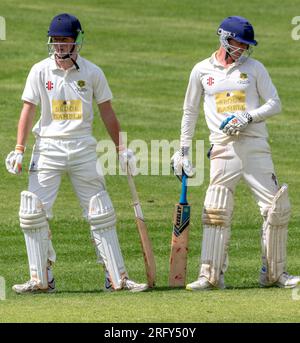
[172, 16, 300, 290]
[6, 13, 148, 293]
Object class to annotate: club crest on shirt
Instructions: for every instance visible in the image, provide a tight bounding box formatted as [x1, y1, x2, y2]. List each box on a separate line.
[237, 72, 250, 85]
[76, 80, 87, 92]
[77, 80, 85, 88]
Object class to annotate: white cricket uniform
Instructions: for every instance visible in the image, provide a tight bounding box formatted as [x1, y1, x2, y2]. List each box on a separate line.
[181, 52, 282, 212]
[22, 55, 112, 218]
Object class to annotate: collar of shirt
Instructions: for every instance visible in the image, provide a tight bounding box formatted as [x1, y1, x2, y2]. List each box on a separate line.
[209, 51, 246, 70]
[49, 54, 82, 71]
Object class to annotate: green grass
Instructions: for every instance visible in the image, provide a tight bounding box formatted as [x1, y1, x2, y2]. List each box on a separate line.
[1, 0, 300, 323]
[2, 288, 300, 323]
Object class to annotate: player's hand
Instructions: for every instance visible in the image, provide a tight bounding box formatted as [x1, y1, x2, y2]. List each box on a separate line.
[5, 146, 25, 175]
[219, 112, 252, 136]
[171, 147, 194, 181]
[118, 147, 137, 176]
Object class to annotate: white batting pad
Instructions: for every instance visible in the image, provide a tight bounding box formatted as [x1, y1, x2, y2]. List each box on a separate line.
[261, 184, 291, 283]
[200, 185, 233, 285]
[202, 185, 234, 226]
[19, 191, 52, 289]
[200, 225, 231, 286]
[89, 191, 127, 289]
[90, 231, 104, 265]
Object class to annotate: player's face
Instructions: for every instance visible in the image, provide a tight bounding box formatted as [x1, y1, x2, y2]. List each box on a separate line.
[227, 38, 249, 60]
[49, 36, 76, 58]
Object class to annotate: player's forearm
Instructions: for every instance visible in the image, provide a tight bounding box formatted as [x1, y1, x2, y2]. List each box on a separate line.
[16, 102, 36, 148]
[99, 103, 122, 148]
[104, 116, 122, 148]
[180, 69, 202, 148]
[180, 108, 199, 148]
[248, 98, 282, 123]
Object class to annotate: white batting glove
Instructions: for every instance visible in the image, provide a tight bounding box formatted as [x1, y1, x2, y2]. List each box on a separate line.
[171, 147, 194, 181]
[219, 112, 252, 136]
[5, 145, 25, 175]
[118, 147, 137, 176]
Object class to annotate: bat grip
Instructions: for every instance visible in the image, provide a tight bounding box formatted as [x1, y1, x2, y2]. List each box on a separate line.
[179, 173, 188, 205]
[127, 173, 139, 203]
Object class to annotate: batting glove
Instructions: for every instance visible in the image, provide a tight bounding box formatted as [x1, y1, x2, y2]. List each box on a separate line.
[219, 112, 252, 136]
[5, 145, 25, 175]
[118, 147, 137, 176]
[171, 147, 195, 181]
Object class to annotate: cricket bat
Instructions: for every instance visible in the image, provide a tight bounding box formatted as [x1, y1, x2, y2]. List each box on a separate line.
[127, 173, 156, 288]
[169, 172, 190, 287]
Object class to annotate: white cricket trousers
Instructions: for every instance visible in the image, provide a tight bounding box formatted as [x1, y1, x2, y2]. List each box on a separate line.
[209, 136, 280, 213]
[28, 136, 105, 218]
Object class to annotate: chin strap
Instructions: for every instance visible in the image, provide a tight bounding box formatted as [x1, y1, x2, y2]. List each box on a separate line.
[70, 57, 80, 71]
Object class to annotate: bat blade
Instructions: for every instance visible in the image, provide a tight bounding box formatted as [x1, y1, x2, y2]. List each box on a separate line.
[135, 215, 156, 288]
[169, 203, 190, 287]
[127, 173, 156, 288]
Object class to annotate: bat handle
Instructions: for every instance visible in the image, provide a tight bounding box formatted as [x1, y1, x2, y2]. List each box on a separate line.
[179, 172, 188, 205]
[127, 173, 139, 203]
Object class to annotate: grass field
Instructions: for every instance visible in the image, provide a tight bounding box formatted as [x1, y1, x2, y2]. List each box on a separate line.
[1, 0, 300, 323]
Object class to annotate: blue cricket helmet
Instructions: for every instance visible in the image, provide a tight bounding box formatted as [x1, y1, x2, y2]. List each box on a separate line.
[48, 13, 83, 39]
[217, 16, 257, 46]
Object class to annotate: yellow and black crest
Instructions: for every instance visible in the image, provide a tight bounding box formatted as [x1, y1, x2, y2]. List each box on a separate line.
[240, 73, 248, 80]
[77, 80, 86, 88]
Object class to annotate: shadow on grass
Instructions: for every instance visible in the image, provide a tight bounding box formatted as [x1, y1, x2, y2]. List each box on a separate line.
[52, 282, 263, 294]
[223, 283, 262, 290]
[51, 286, 187, 294]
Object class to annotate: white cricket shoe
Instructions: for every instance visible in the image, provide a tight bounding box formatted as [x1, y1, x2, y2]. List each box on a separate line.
[260, 271, 300, 289]
[186, 274, 225, 291]
[13, 266, 56, 294]
[122, 278, 148, 293]
[12, 279, 55, 294]
[103, 269, 148, 293]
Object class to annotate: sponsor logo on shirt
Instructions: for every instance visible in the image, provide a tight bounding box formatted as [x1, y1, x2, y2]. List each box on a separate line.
[52, 99, 83, 120]
[215, 90, 246, 113]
